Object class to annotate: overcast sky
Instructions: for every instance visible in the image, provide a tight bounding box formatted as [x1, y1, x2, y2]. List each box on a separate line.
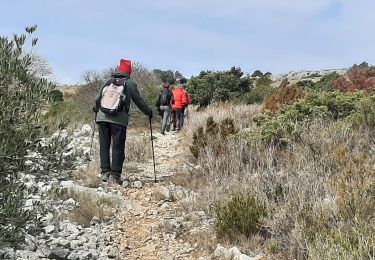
[1, 0, 375, 84]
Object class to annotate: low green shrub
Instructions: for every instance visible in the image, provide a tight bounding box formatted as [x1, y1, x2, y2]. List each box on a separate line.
[347, 94, 375, 128]
[312, 72, 339, 92]
[215, 193, 267, 239]
[44, 100, 92, 132]
[306, 72, 320, 78]
[297, 72, 339, 93]
[297, 80, 314, 90]
[138, 84, 161, 125]
[0, 179, 41, 247]
[252, 91, 373, 144]
[0, 26, 78, 248]
[49, 89, 64, 103]
[236, 83, 275, 104]
[187, 67, 251, 107]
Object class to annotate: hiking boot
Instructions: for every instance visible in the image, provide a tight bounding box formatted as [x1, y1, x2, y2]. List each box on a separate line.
[109, 176, 123, 186]
[109, 171, 123, 186]
[101, 171, 110, 182]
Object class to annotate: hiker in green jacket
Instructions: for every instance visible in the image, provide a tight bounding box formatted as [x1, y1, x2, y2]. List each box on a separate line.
[93, 59, 153, 185]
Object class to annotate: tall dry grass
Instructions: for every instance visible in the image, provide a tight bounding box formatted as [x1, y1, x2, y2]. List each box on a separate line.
[182, 103, 261, 142]
[67, 189, 114, 226]
[125, 128, 152, 163]
[180, 103, 375, 259]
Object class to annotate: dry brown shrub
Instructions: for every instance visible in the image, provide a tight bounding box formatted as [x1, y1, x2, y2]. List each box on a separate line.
[330, 146, 375, 221]
[169, 170, 207, 194]
[262, 81, 305, 112]
[74, 162, 101, 188]
[125, 130, 152, 163]
[68, 189, 114, 226]
[182, 103, 261, 145]
[190, 116, 237, 159]
[333, 66, 375, 92]
[75, 169, 101, 188]
[182, 229, 216, 257]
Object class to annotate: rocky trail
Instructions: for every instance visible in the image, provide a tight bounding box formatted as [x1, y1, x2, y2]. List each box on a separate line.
[1, 125, 263, 260]
[101, 130, 214, 259]
[99, 128, 264, 260]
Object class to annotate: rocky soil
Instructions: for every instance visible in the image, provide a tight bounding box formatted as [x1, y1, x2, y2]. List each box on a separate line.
[270, 68, 347, 82]
[1, 125, 263, 260]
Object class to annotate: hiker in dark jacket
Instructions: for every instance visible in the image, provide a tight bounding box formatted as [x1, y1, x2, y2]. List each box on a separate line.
[155, 82, 172, 135]
[93, 59, 153, 185]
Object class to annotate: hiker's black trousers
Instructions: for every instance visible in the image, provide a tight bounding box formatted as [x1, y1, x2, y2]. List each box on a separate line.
[98, 122, 127, 178]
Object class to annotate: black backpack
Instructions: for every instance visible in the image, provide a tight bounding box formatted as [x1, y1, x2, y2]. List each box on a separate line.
[159, 89, 172, 106]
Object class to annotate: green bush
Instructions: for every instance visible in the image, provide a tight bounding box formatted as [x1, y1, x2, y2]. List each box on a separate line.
[348, 94, 375, 128]
[0, 179, 40, 247]
[49, 89, 64, 103]
[251, 69, 263, 78]
[306, 72, 320, 78]
[256, 75, 273, 88]
[0, 27, 79, 248]
[312, 72, 339, 92]
[138, 84, 162, 124]
[297, 80, 314, 89]
[297, 72, 339, 93]
[252, 91, 373, 144]
[0, 26, 50, 247]
[187, 67, 251, 107]
[152, 69, 182, 84]
[44, 100, 92, 132]
[215, 194, 267, 239]
[238, 84, 274, 104]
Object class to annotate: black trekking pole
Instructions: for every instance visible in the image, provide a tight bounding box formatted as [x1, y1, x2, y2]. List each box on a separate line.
[149, 117, 157, 183]
[88, 112, 97, 169]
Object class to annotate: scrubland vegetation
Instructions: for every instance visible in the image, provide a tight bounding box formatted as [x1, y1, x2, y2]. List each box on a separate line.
[1, 25, 374, 259]
[181, 64, 375, 259]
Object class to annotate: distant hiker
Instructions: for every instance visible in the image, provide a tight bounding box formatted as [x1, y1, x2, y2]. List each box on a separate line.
[93, 59, 153, 185]
[155, 82, 172, 135]
[177, 78, 191, 127]
[170, 80, 188, 131]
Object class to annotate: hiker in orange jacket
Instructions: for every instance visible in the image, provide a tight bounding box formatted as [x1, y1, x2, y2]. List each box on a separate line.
[170, 83, 187, 131]
[174, 77, 191, 128]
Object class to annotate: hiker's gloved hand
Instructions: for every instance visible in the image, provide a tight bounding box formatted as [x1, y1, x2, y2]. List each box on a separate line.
[92, 106, 99, 113]
[148, 110, 153, 120]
